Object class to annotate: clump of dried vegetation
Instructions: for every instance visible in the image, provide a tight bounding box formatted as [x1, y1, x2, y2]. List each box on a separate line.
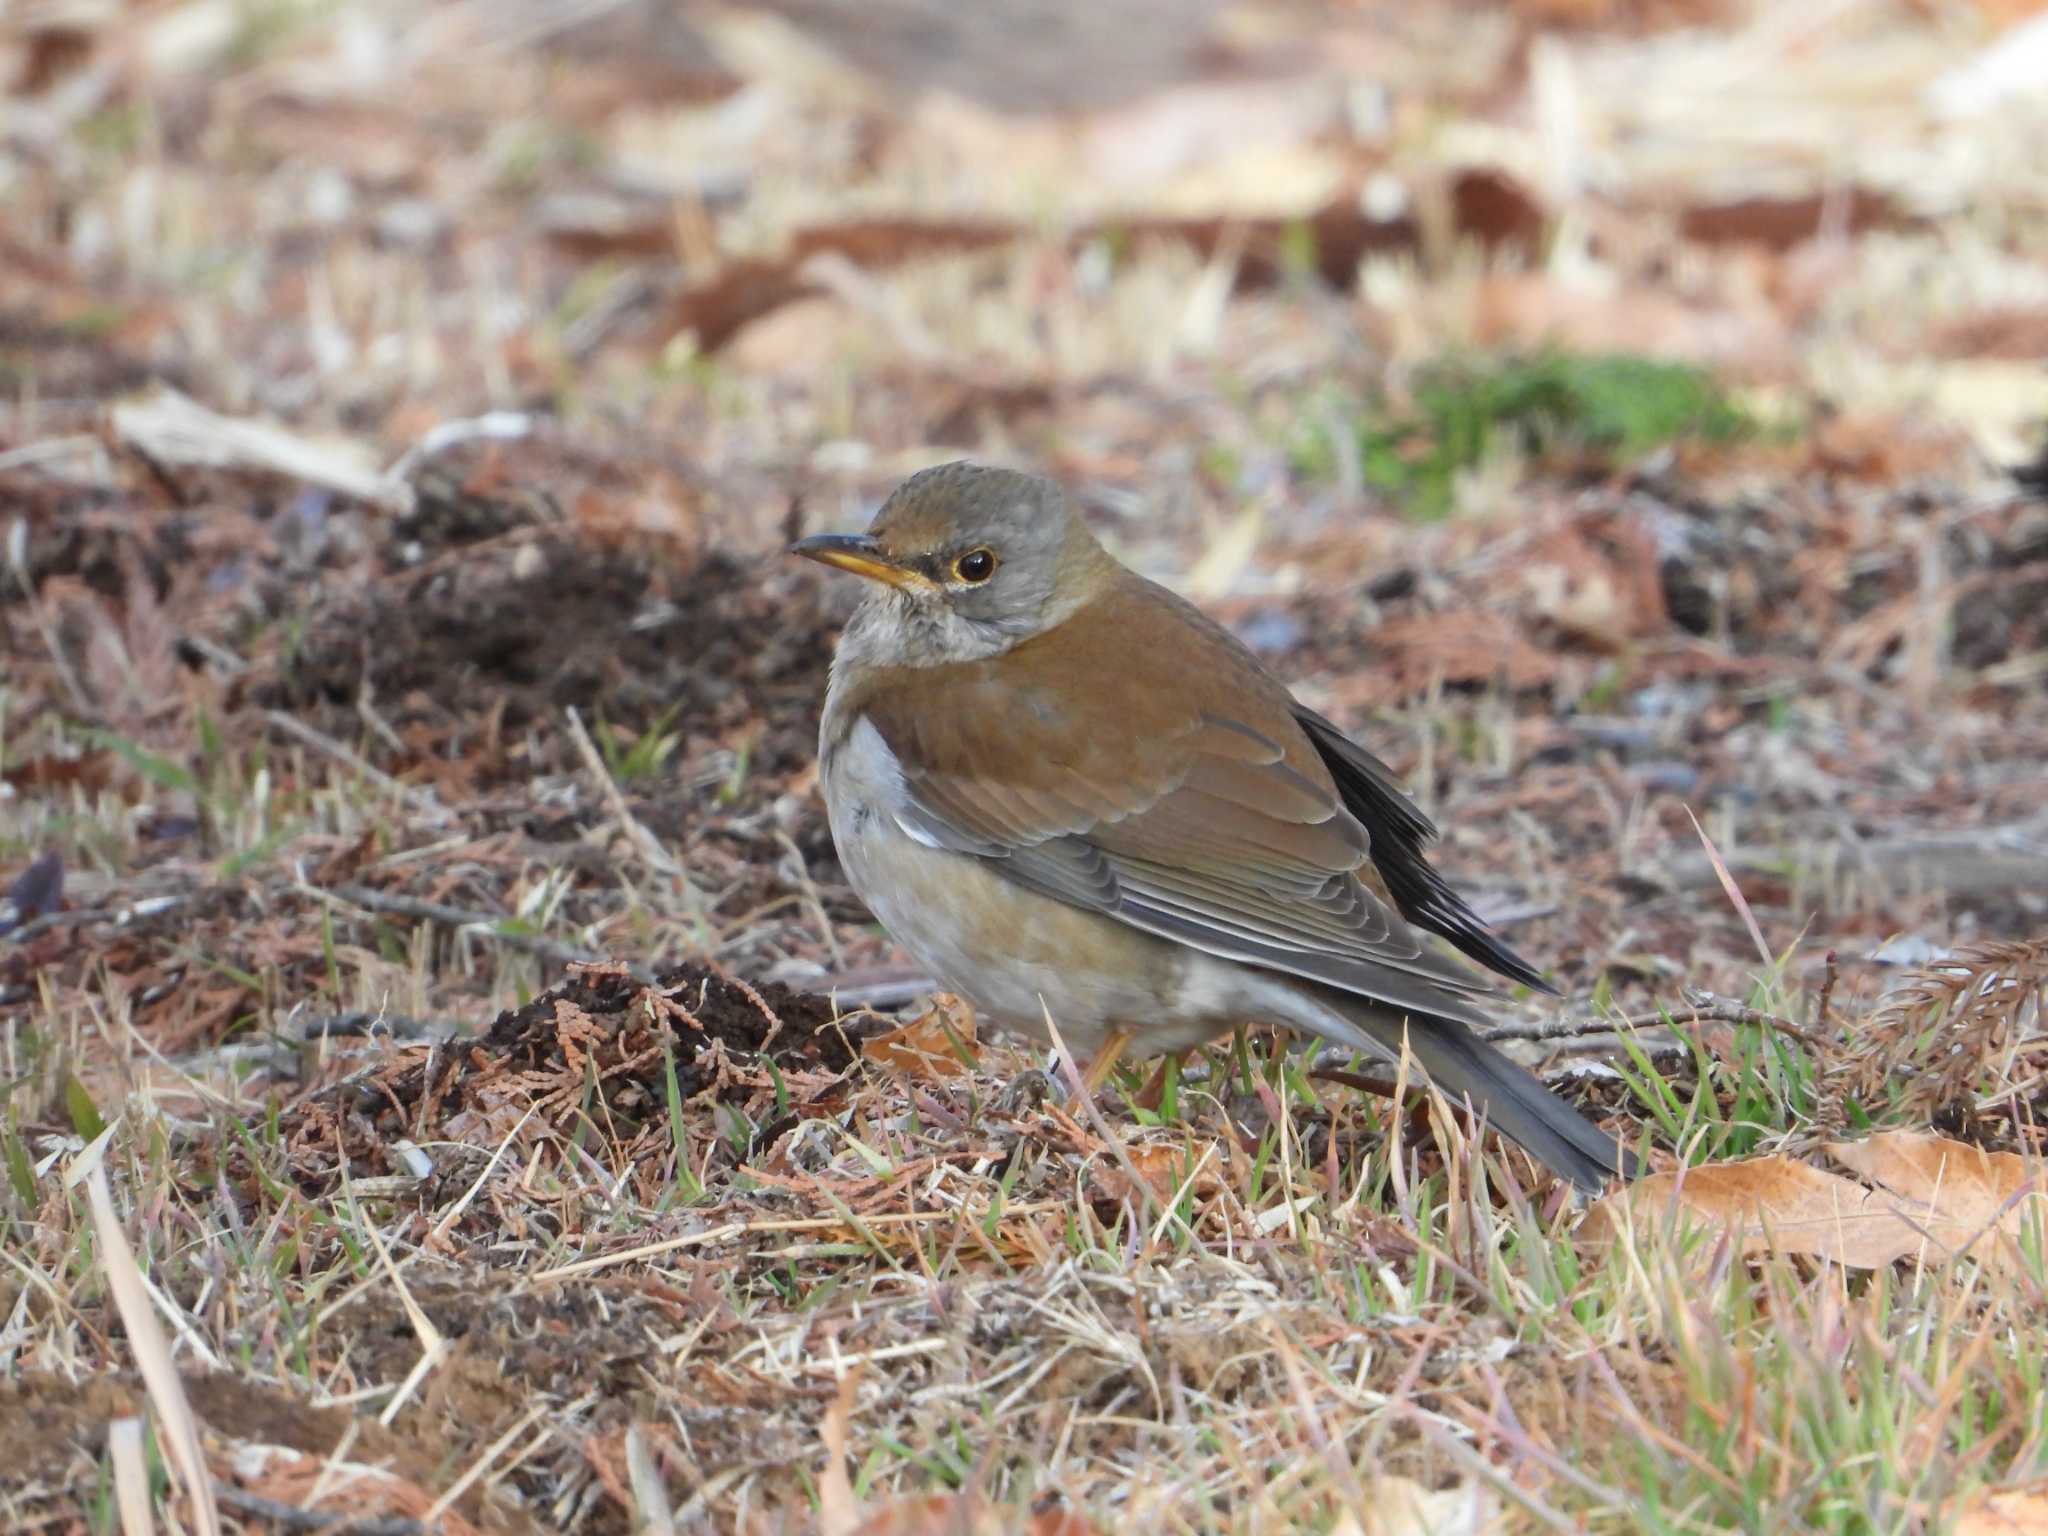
[4, 0, 2048, 1530]
[1833, 939, 2048, 1134]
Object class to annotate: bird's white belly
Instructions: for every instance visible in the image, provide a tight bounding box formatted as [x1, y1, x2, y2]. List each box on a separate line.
[823, 715, 1226, 1058]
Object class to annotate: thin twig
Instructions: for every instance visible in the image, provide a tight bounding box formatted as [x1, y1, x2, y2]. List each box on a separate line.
[817, 967, 935, 1009]
[1817, 948, 1841, 1030]
[1667, 989, 1832, 1050]
[264, 710, 454, 826]
[1478, 1016, 1639, 1044]
[318, 883, 652, 981]
[5, 906, 111, 943]
[214, 1487, 427, 1536]
[1481, 988, 1829, 1050]
[6, 896, 188, 945]
[562, 705, 687, 881]
[289, 1010, 464, 1042]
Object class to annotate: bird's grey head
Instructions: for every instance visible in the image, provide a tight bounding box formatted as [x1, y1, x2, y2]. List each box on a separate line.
[792, 462, 1110, 666]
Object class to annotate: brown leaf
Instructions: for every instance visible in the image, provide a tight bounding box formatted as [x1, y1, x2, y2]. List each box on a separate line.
[1358, 610, 1557, 704]
[1113, 1140, 1226, 1205]
[1584, 1157, 1934, 1269]
[866, 995, 978, 1081]
[817, 1372, 860, 1536]
[1952, 1480, 2048, 1536]
[1025, 1509, 1102, 1536]
[1331, 1477, 1496, 1536]
[670, 220, 1015, 350]
[1805, 410, 1971, 483]
[846, 1494, 1103, 1536]
[1679, 188, 1916, 250]
[1929, 306, 2048, 363]
[312, 829, 379, 888]
[1509, 0, 1733, 28]
[1, 751, 115, 796]
[1471, 273, 1791, 380]
[1589, 1137, 2048, 1270]
[847, 1497, 958, 1536]
[725, 295, 865, 375]
[1826, 1132, 2048, 1265]
[674, 168, 1546, 354]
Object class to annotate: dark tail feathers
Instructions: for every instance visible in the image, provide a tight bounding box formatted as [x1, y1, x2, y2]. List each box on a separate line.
[1331, 994, 1639, 1192]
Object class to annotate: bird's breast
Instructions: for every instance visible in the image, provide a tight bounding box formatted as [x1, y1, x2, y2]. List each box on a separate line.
[819, 713, 1188, 1054]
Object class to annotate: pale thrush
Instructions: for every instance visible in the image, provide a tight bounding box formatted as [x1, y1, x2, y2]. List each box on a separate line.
[797, 462, 1636, 1190]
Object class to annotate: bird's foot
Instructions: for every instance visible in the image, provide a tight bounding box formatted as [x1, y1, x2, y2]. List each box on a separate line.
[999, 1032, 1148, 1114]
[996, 1064, 1059, 1112]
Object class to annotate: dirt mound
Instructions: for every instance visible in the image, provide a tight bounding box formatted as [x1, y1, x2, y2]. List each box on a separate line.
[338, 545, 819, 743]
[251, 520, 838, 791]
[476, 959, 859, 1092]
[284, 962, 865, 1195]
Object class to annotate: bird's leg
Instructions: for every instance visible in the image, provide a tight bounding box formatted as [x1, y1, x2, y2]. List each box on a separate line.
[1129, 1051, 1181, 1113]
[1081, 1027, 1134, 1093]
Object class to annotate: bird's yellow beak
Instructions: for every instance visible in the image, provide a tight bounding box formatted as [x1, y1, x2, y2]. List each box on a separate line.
[790, 533, 934, 592]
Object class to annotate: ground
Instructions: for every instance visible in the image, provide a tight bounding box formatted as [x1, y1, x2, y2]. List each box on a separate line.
[3, 2, 2048, 1533]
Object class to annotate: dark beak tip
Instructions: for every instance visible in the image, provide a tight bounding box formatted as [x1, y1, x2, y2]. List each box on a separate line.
[791, 532, 887, 567]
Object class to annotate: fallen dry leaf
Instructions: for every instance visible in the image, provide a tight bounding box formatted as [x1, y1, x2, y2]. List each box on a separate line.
[1327, 1477, 1495, 1536]
[1359, 610, 1558, 704]
[1678, 187, 1916, 250]
[1953, 1481, 2048, 1535]
[865, 994, 978, 1081]
[1588, 1136, 2048, 1270]
[847, 1493, 1102, 1535]
[669, 167, 1546, 352]
[1827, 1131, 2048, 1265]
[74, 1138, 221, 1536]
[818, 1373, 862, 1536]
[847, 1495, 960, 1536]
[1114, 1139, 1228, 1205]
[1585, 1156, 1933, 1268]
[1471, 271, 1793, 380]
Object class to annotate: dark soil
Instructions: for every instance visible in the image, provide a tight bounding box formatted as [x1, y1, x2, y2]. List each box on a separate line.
[280, 962, 864, 1195]
[2, 430, 840, 802]
[261, 542, 830, 773]
[249, 446, 840, 793]
[478, 959, 859, 1087]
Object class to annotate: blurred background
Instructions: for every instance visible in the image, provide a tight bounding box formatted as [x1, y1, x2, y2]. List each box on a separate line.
[8, 0, 2048, 501]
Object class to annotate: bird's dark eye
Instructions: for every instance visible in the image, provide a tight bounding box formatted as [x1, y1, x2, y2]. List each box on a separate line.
[953, 548, 997, 583]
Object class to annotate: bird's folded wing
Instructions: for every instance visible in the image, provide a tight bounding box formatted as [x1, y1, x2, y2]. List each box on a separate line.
[865, 695, 1498, 1025]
